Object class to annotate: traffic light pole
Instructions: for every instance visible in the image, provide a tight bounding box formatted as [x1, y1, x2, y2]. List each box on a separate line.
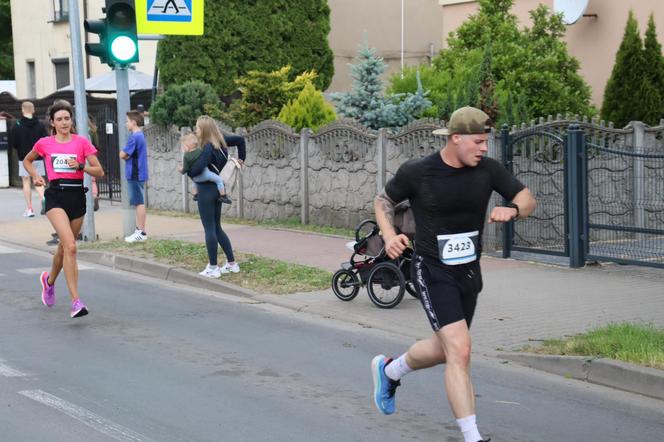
[68, 0, 95, 242]
[116, 67, 135, 237]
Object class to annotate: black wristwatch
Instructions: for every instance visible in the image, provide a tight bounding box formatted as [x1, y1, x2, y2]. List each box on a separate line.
[78, 163, 85, 171]
[504, 202, 520, 219]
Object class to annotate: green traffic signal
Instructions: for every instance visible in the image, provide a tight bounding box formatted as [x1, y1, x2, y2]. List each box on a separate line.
[84, 1, 139, 67]
[106, 0, 139, 65]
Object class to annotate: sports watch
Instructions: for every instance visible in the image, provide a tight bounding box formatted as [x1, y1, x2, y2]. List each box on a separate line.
[77, 162, 85, 171]
[504, 202, 520, 220]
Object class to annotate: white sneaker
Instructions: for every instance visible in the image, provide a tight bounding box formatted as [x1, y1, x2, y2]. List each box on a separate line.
[219, 262, 240, 274]
[199, 264, 221, 278]
[124, 229, 147, 243]
[23, 209, 35, 218]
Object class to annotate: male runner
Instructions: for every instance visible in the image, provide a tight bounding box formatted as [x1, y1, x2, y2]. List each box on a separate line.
[371, 106, 536, 442]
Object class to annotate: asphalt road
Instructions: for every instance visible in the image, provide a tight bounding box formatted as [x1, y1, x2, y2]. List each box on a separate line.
[1, 243, 663, 442]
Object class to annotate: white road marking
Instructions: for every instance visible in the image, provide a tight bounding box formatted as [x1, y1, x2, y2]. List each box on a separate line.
[0, 245, 21, 254]
[17, 265, 93, 275]
[18, 390, 155, 442]
[0, 360, 27, 377]
[495, 400, 521, 405]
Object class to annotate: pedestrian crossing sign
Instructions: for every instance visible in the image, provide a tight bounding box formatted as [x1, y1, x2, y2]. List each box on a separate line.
[135, 0, 204, 35]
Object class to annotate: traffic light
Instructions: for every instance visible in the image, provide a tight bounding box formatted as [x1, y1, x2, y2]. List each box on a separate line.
[84, 0, 139, 67]
[84, 18, 109, 65]
[106, 0, 139, 65]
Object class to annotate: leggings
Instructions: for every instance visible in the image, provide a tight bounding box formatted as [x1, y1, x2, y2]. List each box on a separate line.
[197, 183, 235, 266]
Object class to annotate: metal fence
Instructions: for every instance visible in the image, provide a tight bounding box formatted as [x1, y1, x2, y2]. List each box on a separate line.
[501, 119, 664, 268]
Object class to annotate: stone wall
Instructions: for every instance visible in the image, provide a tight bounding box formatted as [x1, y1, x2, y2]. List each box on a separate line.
[144, 117, 664, 255]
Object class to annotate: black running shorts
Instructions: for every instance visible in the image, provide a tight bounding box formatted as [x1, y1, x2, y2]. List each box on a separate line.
[412, 253, 483, 331]
[44, 187, 87, 221]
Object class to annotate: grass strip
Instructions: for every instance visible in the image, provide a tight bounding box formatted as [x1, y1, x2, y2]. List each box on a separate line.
[147, 209, 354, 238]
[81, 239, 332, 295]
[526, 322, 664, 370]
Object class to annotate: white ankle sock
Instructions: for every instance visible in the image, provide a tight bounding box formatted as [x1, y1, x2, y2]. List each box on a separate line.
[456, 414, 483, 442]
[384, 353, 413, 381]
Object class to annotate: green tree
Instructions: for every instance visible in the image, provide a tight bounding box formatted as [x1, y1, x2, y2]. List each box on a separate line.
[226, 66, 317, 129]
[277, 81, 336, 132]
[641, 14, 664, 125]
[601, 11, 648, 127]
[389, 0, 594, 125]
[331, 43, 431, 129]
[0, 0, 13, 79]
[157, 0, 333, 97]
[150, 81, 220, 128]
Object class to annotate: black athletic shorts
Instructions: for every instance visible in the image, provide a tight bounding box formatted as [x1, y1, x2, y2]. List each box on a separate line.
[45, 180, 87, 221]
[412, 252, 483, 331]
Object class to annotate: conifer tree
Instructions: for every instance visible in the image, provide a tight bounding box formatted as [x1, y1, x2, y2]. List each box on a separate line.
[157, 0, 334, 97]
[331, 43, 430, 129]
[601, 11, 647, 127]
[642, 14, 664, 125]
[277, 81, 336, 132]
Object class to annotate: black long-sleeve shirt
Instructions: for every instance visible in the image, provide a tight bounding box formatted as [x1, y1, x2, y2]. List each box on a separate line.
[187, 135, 246, 179]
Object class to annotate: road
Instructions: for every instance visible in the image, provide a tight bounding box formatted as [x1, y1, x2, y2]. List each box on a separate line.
[1, 242, 663, 441]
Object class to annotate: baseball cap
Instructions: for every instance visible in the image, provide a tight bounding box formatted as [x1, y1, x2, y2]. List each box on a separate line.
[432, 106, 492, 136]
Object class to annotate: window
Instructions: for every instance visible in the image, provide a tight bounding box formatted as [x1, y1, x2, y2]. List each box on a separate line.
[27, 61, 36, 99]
[53, 58, 70, 90]
[52, 0, 69, 22]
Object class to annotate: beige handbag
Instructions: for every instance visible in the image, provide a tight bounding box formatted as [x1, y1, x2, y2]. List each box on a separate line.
[219, 150, 243, 194]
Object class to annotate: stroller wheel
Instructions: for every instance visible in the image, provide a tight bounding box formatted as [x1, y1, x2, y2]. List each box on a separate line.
[332, 269, 360, 301]
[367, 262, 405, 309]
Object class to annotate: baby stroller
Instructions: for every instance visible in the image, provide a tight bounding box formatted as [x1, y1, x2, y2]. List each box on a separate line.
[331, 201, 419, 309]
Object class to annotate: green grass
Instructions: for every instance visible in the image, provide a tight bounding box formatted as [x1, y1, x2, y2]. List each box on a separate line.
[81, 239, 332, 295]
[526, 322, 664, 370]
[148, 209, 354, 238]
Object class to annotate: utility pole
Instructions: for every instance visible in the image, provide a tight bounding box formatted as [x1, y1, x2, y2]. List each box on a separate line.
[116, 67, 135, 236]
[68, 0, 95, 241]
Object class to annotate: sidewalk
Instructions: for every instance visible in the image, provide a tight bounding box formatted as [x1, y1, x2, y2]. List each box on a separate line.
[2, 188, 664, 398]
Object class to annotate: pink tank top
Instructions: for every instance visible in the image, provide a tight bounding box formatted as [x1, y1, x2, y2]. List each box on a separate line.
[33, 134, 98, 181]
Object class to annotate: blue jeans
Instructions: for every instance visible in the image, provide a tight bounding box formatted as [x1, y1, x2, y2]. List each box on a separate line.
[127, 180, 145, 206]
[192, 168, 225, 193]
[197, 183, 234, 266]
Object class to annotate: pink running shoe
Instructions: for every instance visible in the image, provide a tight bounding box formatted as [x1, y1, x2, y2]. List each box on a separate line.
[40, 272, 55, 307]
[70, 299, 88, 318]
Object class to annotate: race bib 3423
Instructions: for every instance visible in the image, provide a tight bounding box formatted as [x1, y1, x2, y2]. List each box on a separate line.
[437, 230, 479, 265]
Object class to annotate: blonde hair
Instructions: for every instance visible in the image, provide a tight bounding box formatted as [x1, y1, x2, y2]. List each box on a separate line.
[180, 132, 198, 148]
[195, 115, 227, 150]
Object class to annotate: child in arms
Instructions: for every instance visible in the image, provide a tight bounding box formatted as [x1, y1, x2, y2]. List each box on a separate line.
[178, 133, 232, 204]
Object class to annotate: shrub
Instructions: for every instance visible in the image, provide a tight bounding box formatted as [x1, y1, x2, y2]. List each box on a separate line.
[277, 81, 336, 132]
[150, 81, 220, 128]
[228, 66, 317, 129]
[157, 0, 334, 97]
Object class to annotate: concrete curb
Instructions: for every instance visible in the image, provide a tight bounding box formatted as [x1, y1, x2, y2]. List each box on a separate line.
[500, 352, 664, 401]
[77, 250, 259, 300]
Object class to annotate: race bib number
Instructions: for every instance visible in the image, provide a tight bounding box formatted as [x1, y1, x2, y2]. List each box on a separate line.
[51, 154, 77, 173]
[437, 230, 479, 265]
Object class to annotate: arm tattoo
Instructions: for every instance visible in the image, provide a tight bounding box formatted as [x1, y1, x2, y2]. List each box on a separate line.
[375, 192, 396, 225]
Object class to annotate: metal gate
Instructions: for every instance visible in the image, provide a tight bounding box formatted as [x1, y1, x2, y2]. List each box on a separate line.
[500, 125, 569, 259]
[502, 122, 664, 269]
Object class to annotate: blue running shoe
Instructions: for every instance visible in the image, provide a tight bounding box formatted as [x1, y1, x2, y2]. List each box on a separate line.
[371, 354, 400, 415]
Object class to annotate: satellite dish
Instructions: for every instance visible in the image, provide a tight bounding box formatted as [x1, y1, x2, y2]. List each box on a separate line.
[554, 0, 589, 25]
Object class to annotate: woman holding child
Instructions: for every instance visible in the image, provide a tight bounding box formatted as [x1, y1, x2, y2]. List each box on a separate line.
[186, 116, 246, 278]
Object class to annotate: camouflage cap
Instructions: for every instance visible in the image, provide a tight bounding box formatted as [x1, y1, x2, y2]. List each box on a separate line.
[432, 106, 492, 136]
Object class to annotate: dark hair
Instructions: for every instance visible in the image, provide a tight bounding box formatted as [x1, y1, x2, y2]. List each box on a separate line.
[47, 100, 75, 135]
[48, 100, 73, 121]
[126, 110, 144, 127]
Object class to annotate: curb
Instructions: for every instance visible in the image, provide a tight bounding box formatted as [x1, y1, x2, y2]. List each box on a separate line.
[500, 352, 664, 402]
[77, 250, 259, 300]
